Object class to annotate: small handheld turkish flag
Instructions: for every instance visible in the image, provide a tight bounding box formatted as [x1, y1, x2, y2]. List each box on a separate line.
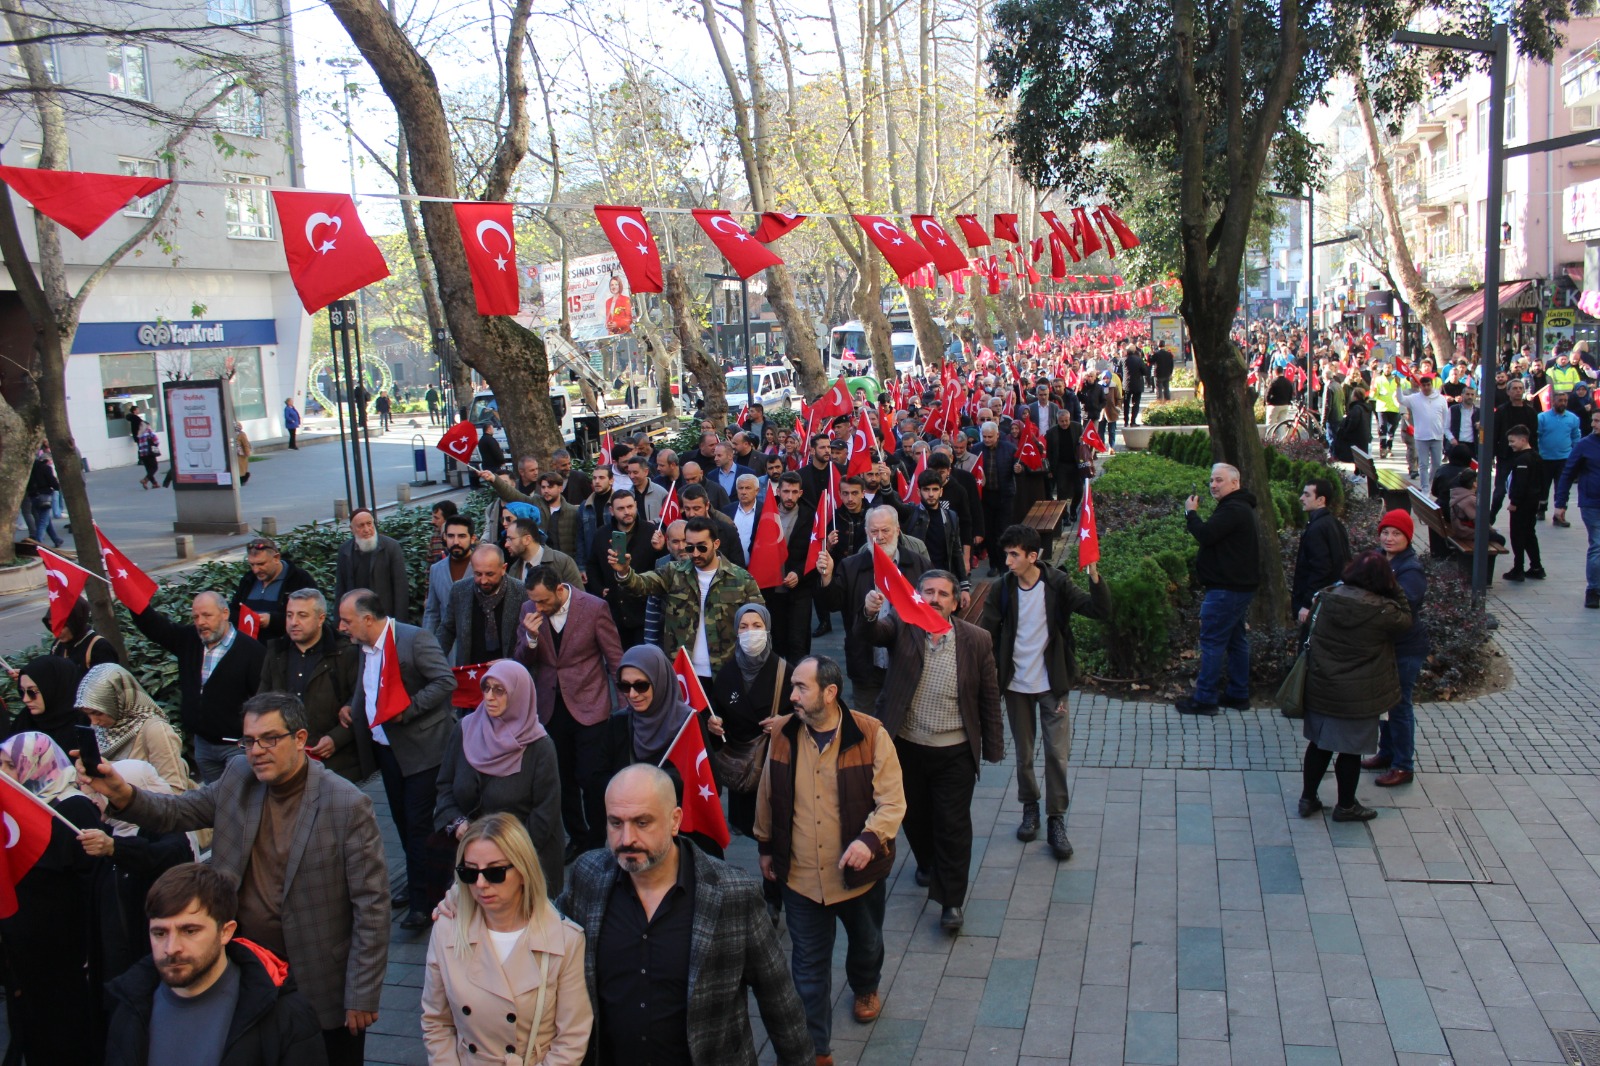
[594, 205, 664, 293]
[657, 482, 681, 529]
[747, 484, 789, 590]
[0, 773, 59, 918]
[37, 548, 92, 638]
[972, 458, 986, 498]
[670, 648, 711, 711]
[870, 544, 951, 635]
[1082, 423, 1110, 454]
[236, 606, 263, 640]
[371, 621, 411, 727]
[659, 707, 730, 849]
[909, 215, 971, 275]
[847, 409, 876, 477]
[271, 190, 391, 313]
[810, 376, 854, 420]
[0, 166, 172, 240]
[693, 209, 783, 279]
[451, 663, 494, 709]
[901, 451, 926, 504]
[752, 211, 807, 243]
[453, 202, 520, 315]
[1077, 481, 1101, 569]
[436, 421, 481, 464]
[95, 526, 157, 614]
[852, 215, 935, 282]
[804, 480, 833, 574]
[1018, 420, 1045, 471]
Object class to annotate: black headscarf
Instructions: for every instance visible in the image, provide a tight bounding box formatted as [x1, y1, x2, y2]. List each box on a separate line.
[619, 645, 694, 763]
[6, 655, 85, 750]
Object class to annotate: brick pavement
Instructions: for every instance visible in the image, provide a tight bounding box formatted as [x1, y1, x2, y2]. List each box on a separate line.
[356, 514, 1600, 1065]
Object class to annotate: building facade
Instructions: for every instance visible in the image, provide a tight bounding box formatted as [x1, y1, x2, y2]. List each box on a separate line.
[0, 0, 310, 471]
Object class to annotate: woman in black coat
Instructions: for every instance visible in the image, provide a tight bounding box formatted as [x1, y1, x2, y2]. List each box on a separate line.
[1335, 389, 1373, 462]
[709, 604, 793, 835]
[434, 659, 563, 896]
[47, 597, 121, 676]
[1, 654, 87, 755]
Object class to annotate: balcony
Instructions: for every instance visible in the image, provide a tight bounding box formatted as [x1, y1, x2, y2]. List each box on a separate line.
[1421, 251, 1479, 289]
[1400, 108, 1447, 147]
[1422, 162, 1470, 207]
[1563, 40, 1600, 109]
[1396, 180, 1423, 210]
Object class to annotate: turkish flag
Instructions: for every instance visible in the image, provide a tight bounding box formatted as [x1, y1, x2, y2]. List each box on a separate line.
[847, 409, 877, 477]
[878, 400, 896, 446]
[593, 205, 663, 293]
[657, 482, 681, 528]
[693, 209, 783, 279]
[909, 215, 971, 275]
[436, 421, 481, 463]
[811, 376, 854, 420]
[659, 706, 730, 849]
[451, 662, 495, 709]
[0, 165, 171, 239]
[37, 548, 92, 639]
[236, 605, 263, 640]
[1094, 213, 1118, 260]
[1072, 206, 1103, 257]
[1077, 482, 1101, 569]
[0, 774, 58, 918]
[853, 215, 934, 282]
[1097, 204, 1141, 250]
[804, 477, 834, 574]
[954, 214, 990, 248]
[1082, 423, 1110, 454]
[271, 190, 391, 313]
[1018, 419, 1045, 471]
[371, 620, 411, 727]
[747, 484, 788, 589]
[737, 404, 750, 428]
[95, 526, 156, 614]
[901, 451, 926, 504]
[870, 544, 951, 636]
[993, 213, 1020, 242]
[671, 648, 711, 709]
[752, 211, 807, 243]
[972, 457, 985, 497]
[453, 202, 520, 315]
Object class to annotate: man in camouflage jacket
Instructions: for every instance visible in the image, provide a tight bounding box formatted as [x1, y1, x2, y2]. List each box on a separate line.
[613, 515, 765, 680]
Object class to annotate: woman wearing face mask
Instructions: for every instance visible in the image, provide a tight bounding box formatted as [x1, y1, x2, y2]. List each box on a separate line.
[434, 659, 563, 900]
[708, 604, 791, 836]
[1, 655, 87, 756]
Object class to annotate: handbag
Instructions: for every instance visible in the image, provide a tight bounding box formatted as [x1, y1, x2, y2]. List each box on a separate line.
[710, 658, 784, 794]
[521, 941, 552, 1066]
[1276, 596, 1322, 720]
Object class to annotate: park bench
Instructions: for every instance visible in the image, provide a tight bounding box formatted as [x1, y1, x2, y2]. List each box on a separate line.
[1350, 447, 1415, 512]
[1023, 499, 1071, 558]
[959, 579, 992, 623]
[1407, 486, 1508, 558]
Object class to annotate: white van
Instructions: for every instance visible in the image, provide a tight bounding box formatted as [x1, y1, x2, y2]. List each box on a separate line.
[724, 365, 795, 407]
[468, 386, 579, 447]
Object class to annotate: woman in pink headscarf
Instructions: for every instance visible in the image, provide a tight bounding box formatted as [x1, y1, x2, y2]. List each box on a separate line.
[433, 659, 564, 894]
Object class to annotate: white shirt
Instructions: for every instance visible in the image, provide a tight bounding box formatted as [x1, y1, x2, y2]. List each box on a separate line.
[549, 585, 573, 633]
[1008, 579, 1050, 695]
[1402, 390, 1449, 441]
[486, 927, 523, 963]
[360, 621, 393, 746]
[691, 565, 716, 676]
[733, 502, 758, 552]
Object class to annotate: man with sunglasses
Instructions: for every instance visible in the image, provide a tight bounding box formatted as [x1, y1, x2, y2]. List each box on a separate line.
[78, 692, 390, 1066]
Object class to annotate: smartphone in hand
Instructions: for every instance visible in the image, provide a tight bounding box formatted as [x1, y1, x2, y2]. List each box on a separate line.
[611, 530, 630, 567]
[74, 724, 104, 778]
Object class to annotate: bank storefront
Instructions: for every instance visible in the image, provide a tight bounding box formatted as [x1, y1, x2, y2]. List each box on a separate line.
[71, 319, 279, 471]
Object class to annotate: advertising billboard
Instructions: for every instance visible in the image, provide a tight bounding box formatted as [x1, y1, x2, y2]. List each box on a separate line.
[536, 252, 633, 341]
[162, 379, 234, 489]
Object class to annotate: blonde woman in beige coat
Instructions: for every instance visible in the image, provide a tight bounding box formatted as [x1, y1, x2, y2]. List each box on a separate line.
[422, 813, 592, 1065]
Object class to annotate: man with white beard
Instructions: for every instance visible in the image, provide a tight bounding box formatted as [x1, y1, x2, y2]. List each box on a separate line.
[333, 508, 410, 623]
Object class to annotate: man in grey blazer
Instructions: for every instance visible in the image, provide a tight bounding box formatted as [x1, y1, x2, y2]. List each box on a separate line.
[434, 543, 526, 667]
[338, 588, 455, 929]
[421, 513, 476, 633]
[333, 508, 410, 623]
[79, 691, 389, 1066]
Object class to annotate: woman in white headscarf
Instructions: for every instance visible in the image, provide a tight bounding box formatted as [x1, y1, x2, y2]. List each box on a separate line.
[74, 664, 193, 794]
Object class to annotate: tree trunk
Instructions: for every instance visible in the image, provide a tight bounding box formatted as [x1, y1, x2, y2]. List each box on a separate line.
[668, 262, 727, 426]
[767, 265, 823, 394]
[969, 284, 995, 350]
[1353, 76, 1456, 366]
[905, 287, 943, 374]
[992, 288, 1020, 351]
[854, 261, 894, 384]
[0, 393, 41, 567]
[326, 0, 561, 459]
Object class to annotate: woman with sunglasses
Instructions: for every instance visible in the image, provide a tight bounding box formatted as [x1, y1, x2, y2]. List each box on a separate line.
[2, 654, 87, 757]
[435, 660, 564, 900]
[422, 813, 592, 1066]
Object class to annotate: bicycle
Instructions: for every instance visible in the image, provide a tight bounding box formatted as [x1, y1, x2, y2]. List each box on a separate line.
[1265, 399, 1324, 444]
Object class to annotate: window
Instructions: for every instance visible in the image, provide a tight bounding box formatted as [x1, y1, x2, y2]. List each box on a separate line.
[1432, 146, 1448, 175]
[107, 44, 148, 100]
[18, 141, 70, 169]
[206, 0, 256, 26]
[224, 173, 272, 239]
[191, 347, 266, 420]
[1505, 84, 1519, 142]
[214, 75, 266, 137]
[100, 354, 162, 438]
[1575, 106, 1597, 132]
[5, 21, 57, 81]
[1476, 100, 1490, 154]
[118, 158, 163, 217]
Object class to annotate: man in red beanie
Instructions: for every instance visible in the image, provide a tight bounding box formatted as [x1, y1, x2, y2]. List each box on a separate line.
[1362, 510, 1429, 787]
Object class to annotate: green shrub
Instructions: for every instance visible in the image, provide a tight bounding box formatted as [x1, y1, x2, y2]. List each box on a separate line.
[1141, 399, 1208, 427]
[1147, 431, 1213, 468]
[1092, 453, 1214, 501]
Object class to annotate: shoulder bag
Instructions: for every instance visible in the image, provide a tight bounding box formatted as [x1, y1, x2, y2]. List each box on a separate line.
[710, 658, 784, 794]
[1275, 595, 1322, 720]
[521, 937, 552, 1066]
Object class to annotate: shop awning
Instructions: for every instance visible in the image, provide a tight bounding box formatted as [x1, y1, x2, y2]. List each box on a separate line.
[1444, 281, 1533, 328]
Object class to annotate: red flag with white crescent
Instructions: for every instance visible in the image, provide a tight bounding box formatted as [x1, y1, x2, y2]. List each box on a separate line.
[693, 209, 783, 278]
[810, 376, 854, 420]
[804, 482, 833, 574]
[436, 421, 481, 463]
[852, 214, 935, 282]
[847, 409, 876, 477]
[1018, 419, 1045, 471]
[954, 214, 990, 248]
[95, 526, 157, 614]
[657, 481, 681, 529]
[453, 201, 520, 315]
[659, 703, 729, 848]
[1077, 481, 1101, 568]
[270, 190, 391, 313]
[992, 213, 1020, 243]
[870, 543, 951, 635]
[451, 663, 495, 709]
[747, 484, 788, 589]
[972, 456, 986, 498]
[0, 774, 58, 918]
[236, 605, 262, 640]
[751, 211, 807, 243]
[36, 548, 92, 638]
[909, 215, 971, 275]
[1082, 423, 1110, 454]
[671, 648, 711, 710]
[371, 620, 412, 727]
[593, 205, 664, 294]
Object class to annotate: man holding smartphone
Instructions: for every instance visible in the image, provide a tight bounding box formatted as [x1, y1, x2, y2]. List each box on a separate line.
[1176, 464, 1261, 716]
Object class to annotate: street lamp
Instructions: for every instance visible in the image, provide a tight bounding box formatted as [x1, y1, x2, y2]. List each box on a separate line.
[322, 56, 361, 198]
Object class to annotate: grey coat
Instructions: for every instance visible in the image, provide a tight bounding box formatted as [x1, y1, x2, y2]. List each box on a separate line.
[509, 546, 583, 591]
[334, 535, 410, 623]
[349, 622, 456, 776]
[556, 842, 812, 1066]
[421, 556, 464, 634]
[117, 758, 389, 1030]
[434, 575, 528, 668]
[433, 725, 564, 894]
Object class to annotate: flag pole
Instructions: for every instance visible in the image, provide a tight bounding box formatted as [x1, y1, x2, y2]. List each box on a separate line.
[656, 701, 700, 771]
[38, 548, 112, 587]
[0, 771, 89, 834]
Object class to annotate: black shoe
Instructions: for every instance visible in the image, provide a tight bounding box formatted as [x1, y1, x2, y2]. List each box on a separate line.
[1554, 516, 1571, 528]
[1503, 569, 1526, 582]
[1017, 802, 1040, 842]
[1175, 697, 1219, 717]
[391, 890, 410, 909]
[1219, 695, 1251, 710]
[1331, 803, 1378, 822]
[812, 621, 832, 637]
[1298, 796, 1325, 818]
[1525, 567, 1547, 579]
[914, 866, 930, 888]
[1047, 816, 1073, 861]
[399, 910, 431, 931]
[1587, 590, 1599, 609]
[940, 906, 964, 932]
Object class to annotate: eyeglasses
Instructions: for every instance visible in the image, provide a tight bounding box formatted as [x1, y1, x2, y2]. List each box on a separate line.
[685, 542, 714, 554]
[246, 541, 278, 553]
[456, 864, 514, 885]
[238, 733, 293, 752]
[18, 686, 39, 700]
[617, 680, 654, 695]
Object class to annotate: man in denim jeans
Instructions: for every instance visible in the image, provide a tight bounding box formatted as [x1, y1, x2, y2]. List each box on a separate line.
[1176, 464, 1261, 716]
[1553, 408, 1600, 608]
[1363, 510, 1429, 787]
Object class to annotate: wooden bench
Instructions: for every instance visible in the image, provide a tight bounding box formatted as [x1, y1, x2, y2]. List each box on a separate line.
[959, 578, 992, 623]
[1023, 499, 1071, 558]
[1350, 447, 1416, 512]
[1406, 486, 1509, 557]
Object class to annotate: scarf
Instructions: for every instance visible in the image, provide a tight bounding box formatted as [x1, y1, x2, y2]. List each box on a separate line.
[473, 579, 509, 640]
[2, 730, 87, 805]
[102, 759, 175, 837]
[12, 655, 81, 738]
[75, 663, 170, 761]
[733, 603, 772, 687]
[460, 660, 548, 777]
[619, 645, 693, 762]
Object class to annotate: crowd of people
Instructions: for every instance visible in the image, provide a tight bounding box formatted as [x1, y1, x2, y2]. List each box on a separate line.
[3, 318, 1597, 1065]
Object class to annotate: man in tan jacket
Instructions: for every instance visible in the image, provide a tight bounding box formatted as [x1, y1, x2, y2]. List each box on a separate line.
[755, 655, 905, 1066]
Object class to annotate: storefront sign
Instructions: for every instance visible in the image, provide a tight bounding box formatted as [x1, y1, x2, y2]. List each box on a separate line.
[1545, 306, 1578, 348]
[71, 319, 277, 355]
[162, 380, 233, 489]
[1564, 178, 1600, 242]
